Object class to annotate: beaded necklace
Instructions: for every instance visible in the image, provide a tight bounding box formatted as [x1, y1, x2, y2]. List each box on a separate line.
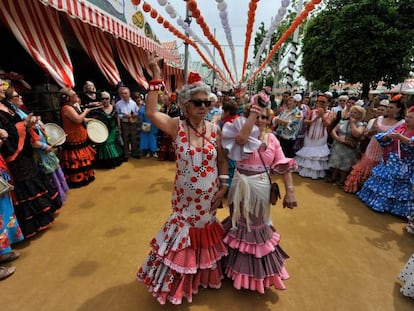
[186, 120, 206, 172]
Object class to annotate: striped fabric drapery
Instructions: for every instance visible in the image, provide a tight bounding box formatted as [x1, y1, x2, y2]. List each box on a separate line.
[64, 16, 121, 86]
[0, 0, 74, 87]
[38, 0, 179, 63]
[113, 38, 149, 89]
[163, 65, 184, 93]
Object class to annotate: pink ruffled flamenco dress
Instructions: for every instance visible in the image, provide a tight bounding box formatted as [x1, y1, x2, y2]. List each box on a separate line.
[221, 118, 296, 293]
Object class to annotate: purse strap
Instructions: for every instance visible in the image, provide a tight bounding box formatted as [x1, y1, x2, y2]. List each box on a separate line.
[257, 134, 272, 185]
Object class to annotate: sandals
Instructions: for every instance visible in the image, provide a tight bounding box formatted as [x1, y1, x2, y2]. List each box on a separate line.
[0, 266, 16, 281]
[0, 251, 20, 264]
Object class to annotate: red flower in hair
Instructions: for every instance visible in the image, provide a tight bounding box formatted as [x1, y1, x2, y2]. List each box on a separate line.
[187, 72, 202, 85]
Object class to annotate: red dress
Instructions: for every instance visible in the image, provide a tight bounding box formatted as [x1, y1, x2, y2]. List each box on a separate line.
[137, 120, 227, 304]
[58, 105, 95, 188]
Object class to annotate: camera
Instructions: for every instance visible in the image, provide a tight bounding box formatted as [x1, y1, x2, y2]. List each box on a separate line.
[257, 96, 268, 108]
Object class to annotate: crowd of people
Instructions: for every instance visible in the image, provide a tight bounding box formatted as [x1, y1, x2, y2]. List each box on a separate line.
[0, 65, 413, 301]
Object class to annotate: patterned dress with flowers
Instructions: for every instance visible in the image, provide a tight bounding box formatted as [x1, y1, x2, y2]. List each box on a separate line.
[137, 119, 228, 305]
[0, 155, 24, 255]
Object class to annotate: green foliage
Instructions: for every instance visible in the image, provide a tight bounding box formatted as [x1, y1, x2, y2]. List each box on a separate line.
[301, 0, 414, 95]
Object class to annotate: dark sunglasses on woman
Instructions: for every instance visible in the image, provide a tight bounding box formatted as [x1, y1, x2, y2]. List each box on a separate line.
[189, 100, 212, 108]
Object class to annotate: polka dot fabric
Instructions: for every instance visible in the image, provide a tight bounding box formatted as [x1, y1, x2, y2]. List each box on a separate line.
[137, 120, 228, 305]
[398, 254, 414, 298]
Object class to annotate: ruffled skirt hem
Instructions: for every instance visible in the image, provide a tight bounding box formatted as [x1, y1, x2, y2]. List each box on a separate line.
[225, 266, 289, 294]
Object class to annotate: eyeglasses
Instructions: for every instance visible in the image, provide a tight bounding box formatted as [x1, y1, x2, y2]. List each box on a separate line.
[101, 97, 110, 100]
[257, 115, 269, 120]
[189, 99, 212, 107]
[11, 94, 21, 98]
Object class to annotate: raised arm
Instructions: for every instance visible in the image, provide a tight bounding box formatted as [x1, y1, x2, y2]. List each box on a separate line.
[146, 53, 178, 138]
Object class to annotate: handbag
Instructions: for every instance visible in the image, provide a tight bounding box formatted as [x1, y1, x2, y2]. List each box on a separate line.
[258, 143, 281, 205]
[141, 122, 151, 132]
[0, 175, 14, 196]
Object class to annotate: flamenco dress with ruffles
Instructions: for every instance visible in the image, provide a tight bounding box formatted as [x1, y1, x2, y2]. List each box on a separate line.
[0, 109, 62, 238]
[137, 120, 228, 305]
[89, 107, 124, 168]
[0, 154, 24, 254]
[14, 107, 69, 203]
[58, 105, 95, 188]
[294, 109, 330, 179]
[344, 117, 404, 193]
[357, 124, 414, 217]
[30, 126, 69, 203]
[221, 118, 297, 293]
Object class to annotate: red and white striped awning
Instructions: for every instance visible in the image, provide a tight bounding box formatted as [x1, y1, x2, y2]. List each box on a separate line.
[39, 0, 179, 63]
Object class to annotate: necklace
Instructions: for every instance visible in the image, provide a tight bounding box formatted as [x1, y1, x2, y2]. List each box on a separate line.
[187, 119, 206, 137]
[186, 120, 206, 172]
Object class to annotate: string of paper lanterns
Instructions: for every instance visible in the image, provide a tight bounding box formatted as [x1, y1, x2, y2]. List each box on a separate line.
[156, 0, 229, 83]
[247, 0, 323, 83]
[216, 0, 238, 82]
[140, 1, 228, 82]
[186, 0, 235, 84]
[241, 0, 260, 80]
[247, 0, 290, 82]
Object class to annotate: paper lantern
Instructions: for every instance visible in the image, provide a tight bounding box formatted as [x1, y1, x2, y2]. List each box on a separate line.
[305, 3, 315, 11]
[157, 16, 164, 24]
[219, 11, 228, 19]
[312, 0, 322, 3]
[192, 9, 200, 18]
[168, 11, 176, 19]
[217, 2, 227, 11]
[165, 4, 174, 14]
[142, 2, 151, 12]
[131, 0, 140, 5]
[278, 7, 287, 16]
[150, 9, 158, 19]
[163, 21, 170, 28]
[281, 0, 290, 7]
[188, 0, 197, 11]
[157, 0, 167, 6]
[176, 18, 184, 26]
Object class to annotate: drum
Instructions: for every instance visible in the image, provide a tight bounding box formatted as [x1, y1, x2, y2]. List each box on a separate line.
[44, 123, 66, 146]
[86, 119, 109, 144]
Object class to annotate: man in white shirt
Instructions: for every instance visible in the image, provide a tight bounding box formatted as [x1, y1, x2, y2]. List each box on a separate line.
[115, 86, 140, 159]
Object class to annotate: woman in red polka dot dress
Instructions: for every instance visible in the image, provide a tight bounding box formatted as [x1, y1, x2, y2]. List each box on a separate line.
[136, 55, 228, 305]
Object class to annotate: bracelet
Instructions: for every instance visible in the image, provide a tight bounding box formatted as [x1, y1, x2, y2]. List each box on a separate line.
[219, 175, 229, 179]
[147, 80, 164, 92]
[220, 183, 229, 188]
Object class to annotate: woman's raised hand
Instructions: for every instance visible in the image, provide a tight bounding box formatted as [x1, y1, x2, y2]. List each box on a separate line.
[148, 52, 162, 80]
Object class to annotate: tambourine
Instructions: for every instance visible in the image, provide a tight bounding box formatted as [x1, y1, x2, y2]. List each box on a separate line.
[86, 119, 109, 144]
[44, 123, 66, 147]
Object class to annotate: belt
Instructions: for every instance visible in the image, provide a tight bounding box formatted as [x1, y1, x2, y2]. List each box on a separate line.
[237, 168, 266, 176]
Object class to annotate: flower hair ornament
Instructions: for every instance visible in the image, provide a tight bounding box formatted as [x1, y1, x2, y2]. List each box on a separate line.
[187, 72, 203, 86]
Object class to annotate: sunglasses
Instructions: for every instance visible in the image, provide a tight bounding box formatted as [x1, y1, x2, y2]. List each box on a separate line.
[257, 115, 269, 120]
[101, 97, 110, 100]
[189, 99, 211, 107]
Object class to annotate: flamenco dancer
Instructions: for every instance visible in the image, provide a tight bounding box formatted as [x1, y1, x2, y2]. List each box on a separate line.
[136, 54, 228, 304]
[221, 93, 297, 293]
